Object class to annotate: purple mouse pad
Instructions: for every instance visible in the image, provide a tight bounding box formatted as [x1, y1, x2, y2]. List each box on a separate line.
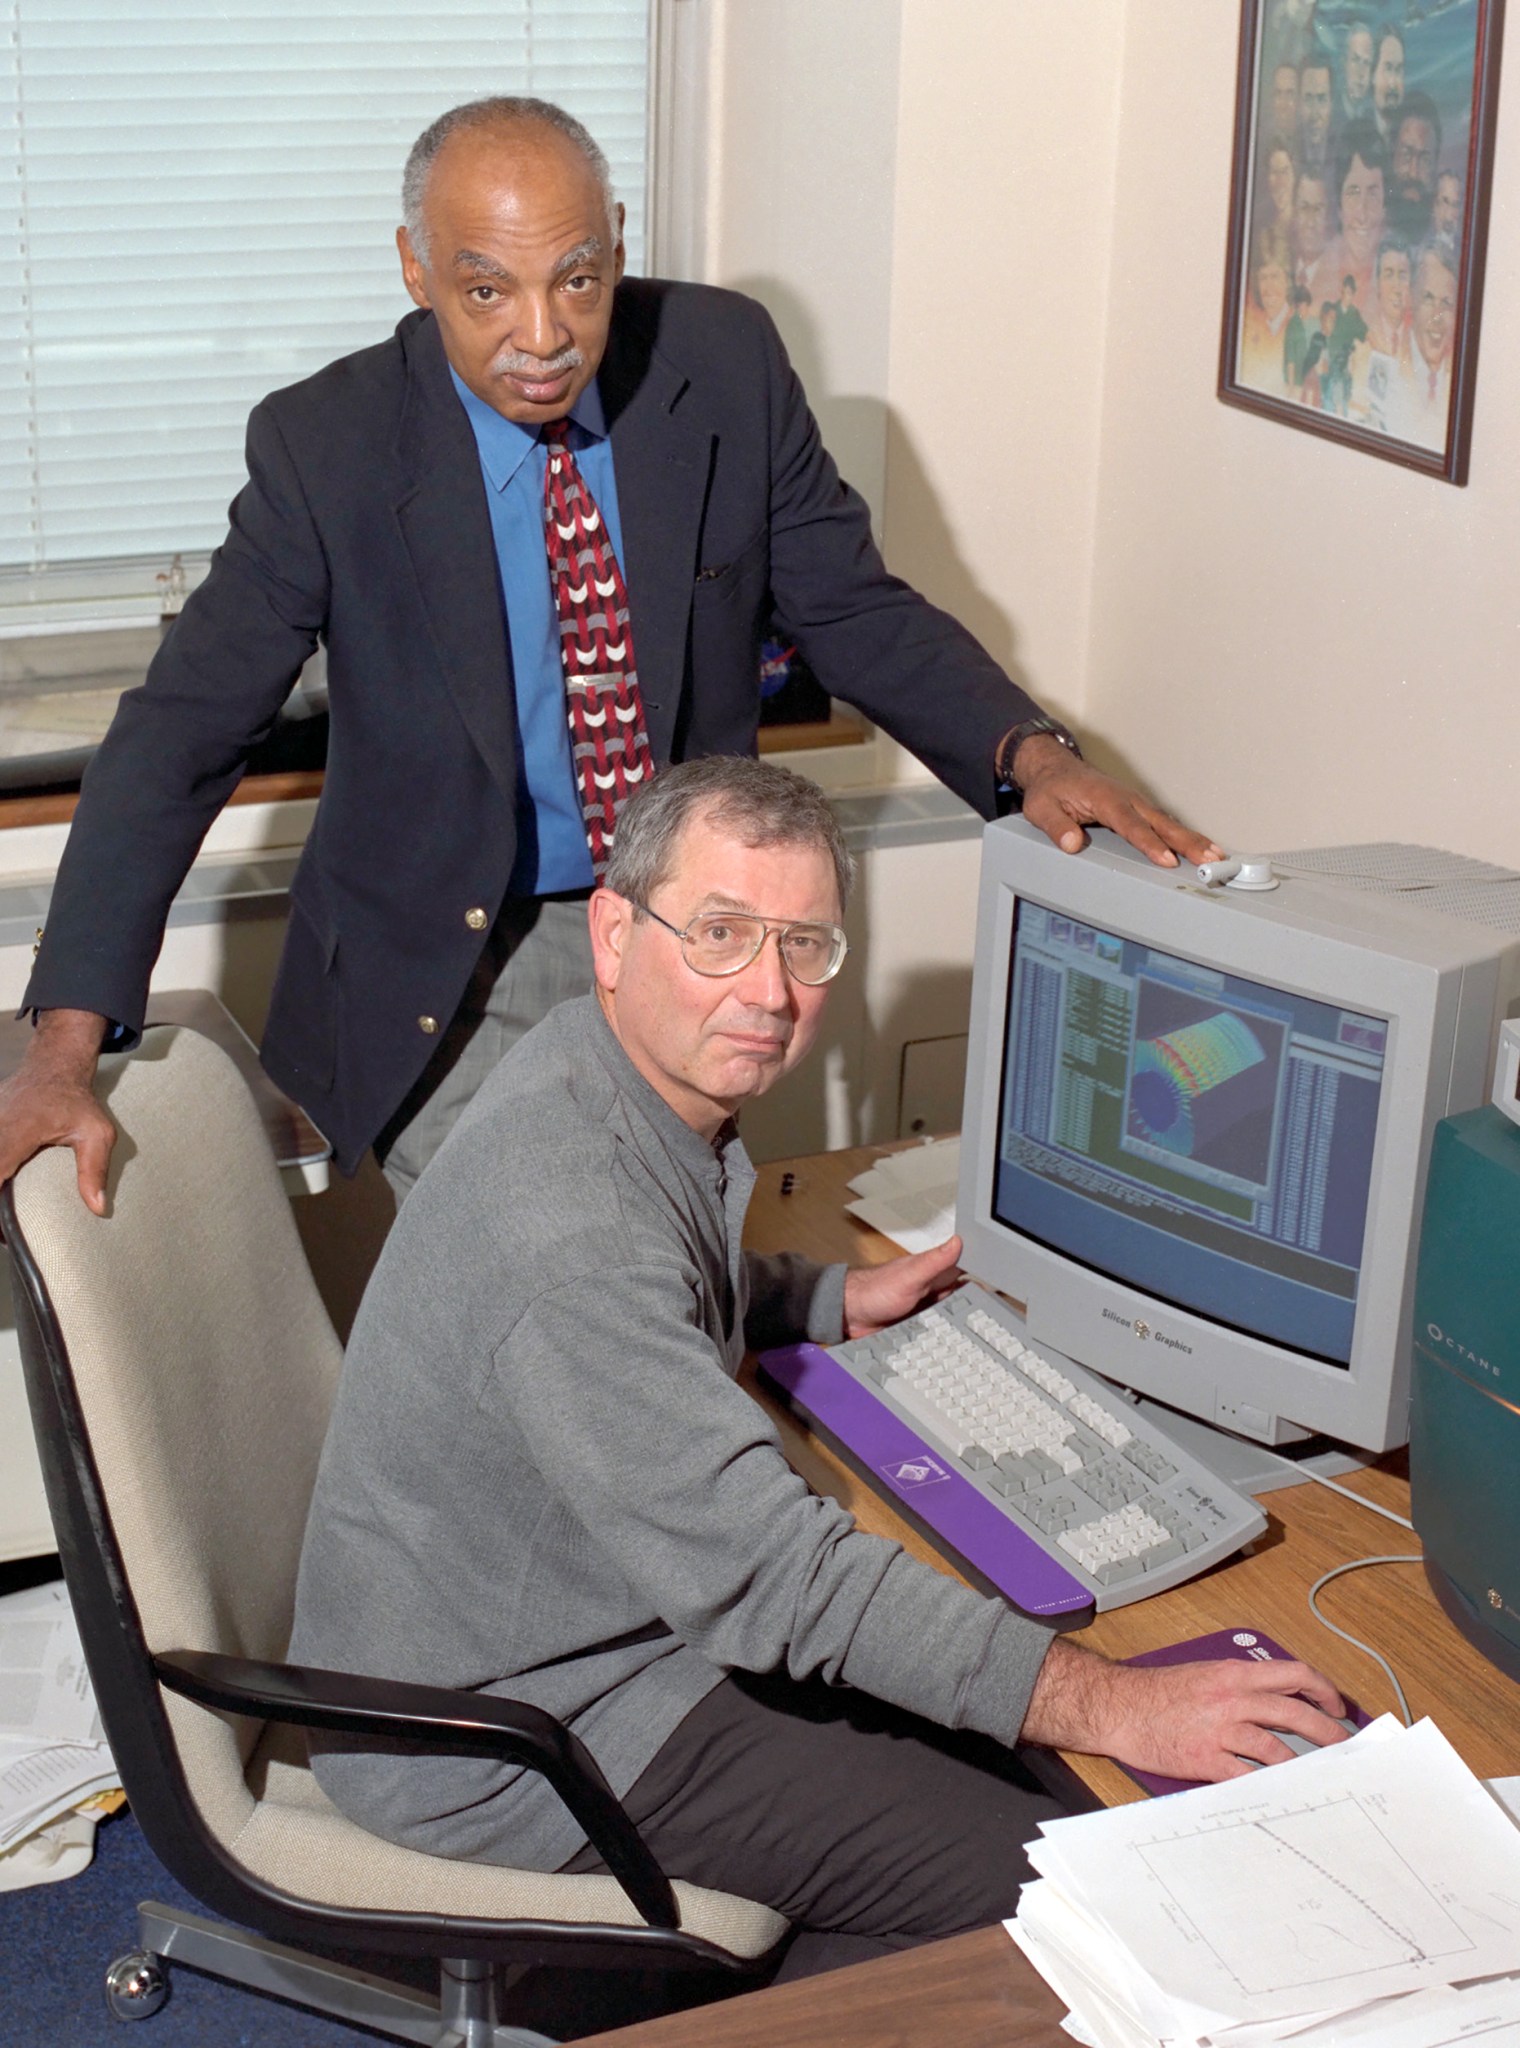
[1120, 1627, 1368, 1796]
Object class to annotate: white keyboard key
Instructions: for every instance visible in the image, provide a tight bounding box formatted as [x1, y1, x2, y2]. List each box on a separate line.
[881, 1376, 978, 1457]
[800, 1281, 1268, 1615]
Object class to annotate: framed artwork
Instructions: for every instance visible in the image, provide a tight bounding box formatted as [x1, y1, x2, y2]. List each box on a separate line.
[1218, 0, 1506, 483]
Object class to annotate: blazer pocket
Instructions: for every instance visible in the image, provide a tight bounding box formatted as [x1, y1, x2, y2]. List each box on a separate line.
[692, 527, 768, 604]
[265, 890, 340, 1093]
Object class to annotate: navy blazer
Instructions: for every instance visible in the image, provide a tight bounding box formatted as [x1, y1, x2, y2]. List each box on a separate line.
[28, 281, 1039, 1171]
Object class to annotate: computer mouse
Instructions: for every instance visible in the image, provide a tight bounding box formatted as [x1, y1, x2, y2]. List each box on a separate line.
[1243, 1714, 1362, 1766]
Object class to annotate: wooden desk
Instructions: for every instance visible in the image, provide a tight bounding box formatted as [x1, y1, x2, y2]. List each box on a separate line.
[574, 1142, 1520, 2047]
[741, 1142, 1520, 1798]
[575, 1924, 1063, 2048]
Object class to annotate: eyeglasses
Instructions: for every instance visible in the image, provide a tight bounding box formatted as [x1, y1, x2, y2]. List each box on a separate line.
[634, 903, 849, 986]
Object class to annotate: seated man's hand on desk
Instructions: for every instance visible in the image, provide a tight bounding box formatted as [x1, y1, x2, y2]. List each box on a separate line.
[1022, 1638, 1350, 1783]
[842, 1234, 965, 1336]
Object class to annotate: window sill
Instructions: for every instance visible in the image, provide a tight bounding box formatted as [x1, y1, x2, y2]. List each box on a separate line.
[0, 769, 326, 833]
[757, 707, 871, 754]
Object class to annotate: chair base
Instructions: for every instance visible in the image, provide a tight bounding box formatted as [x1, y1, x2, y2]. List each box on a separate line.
[120, 1902, 558, 2046]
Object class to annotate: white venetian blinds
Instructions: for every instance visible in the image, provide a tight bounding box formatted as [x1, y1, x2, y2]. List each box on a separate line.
[0, 0, 651, 597]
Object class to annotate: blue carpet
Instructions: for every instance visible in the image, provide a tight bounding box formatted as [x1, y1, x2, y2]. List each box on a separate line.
[0, 1806, 414, 2047]
[0, 1805, 745, 2044]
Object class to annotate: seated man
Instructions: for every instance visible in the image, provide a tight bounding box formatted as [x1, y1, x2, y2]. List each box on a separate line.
[291, 757, 1348, 1980]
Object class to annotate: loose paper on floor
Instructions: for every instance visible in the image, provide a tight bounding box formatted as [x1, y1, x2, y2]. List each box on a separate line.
[0, 1581, 116, 1863]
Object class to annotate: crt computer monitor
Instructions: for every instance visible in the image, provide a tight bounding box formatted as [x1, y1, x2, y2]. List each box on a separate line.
[955, 819, 1520, 1457]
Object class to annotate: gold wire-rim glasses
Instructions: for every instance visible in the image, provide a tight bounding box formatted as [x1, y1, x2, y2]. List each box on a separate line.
[633, 902, 849, 986]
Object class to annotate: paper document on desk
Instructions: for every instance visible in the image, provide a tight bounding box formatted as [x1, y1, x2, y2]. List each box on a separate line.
[846, 1137, 960, 1254]
[1009, 1716, 1520, 2048]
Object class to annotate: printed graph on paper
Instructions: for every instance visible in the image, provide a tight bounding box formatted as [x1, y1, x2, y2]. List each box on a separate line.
[1134, 1792, 1474, 1997]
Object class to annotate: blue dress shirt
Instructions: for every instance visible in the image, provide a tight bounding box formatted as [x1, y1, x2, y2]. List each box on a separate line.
[449, 367, 629, 897]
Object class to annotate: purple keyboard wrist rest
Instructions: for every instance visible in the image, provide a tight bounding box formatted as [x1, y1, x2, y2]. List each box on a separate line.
[758, 1342, 1094, 1622]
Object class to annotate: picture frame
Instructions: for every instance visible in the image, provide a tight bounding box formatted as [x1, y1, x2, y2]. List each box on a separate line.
[1218, 0, 1506, 484]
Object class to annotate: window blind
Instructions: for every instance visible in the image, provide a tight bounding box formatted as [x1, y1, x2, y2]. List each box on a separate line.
[0, 0, 651, 600]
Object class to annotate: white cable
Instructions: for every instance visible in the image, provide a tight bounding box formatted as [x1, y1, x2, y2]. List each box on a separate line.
[1308, 1555, 1424, 1727]
[1297, 1465, 1414, 1531]
[1251, 1444, 1416, 1530]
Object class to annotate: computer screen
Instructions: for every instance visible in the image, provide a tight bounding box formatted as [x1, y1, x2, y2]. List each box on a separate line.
[956, 821, 1520, 1456]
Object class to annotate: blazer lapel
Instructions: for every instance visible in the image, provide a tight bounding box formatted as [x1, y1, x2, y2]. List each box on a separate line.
[600, 301, 713, 769]
[392, 314, 519, 809]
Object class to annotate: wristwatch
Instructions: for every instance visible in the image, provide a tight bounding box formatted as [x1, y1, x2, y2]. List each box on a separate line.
[995, 715, 1084, 791]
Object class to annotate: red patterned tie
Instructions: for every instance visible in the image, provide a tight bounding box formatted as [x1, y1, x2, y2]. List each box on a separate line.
[542, 420, 656, 879]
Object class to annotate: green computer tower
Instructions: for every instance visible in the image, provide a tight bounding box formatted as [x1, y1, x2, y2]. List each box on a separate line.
[1409, 1102, 1520, 1683]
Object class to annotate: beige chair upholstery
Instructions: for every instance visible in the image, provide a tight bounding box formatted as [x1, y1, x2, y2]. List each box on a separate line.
[7, 1025, 784, 2038]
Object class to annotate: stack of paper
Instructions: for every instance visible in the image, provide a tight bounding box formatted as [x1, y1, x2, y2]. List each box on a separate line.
[0, 1581, 119, 1886]
[1008, 1717, 1520, 2048]
[846, 1136, 960, 1254]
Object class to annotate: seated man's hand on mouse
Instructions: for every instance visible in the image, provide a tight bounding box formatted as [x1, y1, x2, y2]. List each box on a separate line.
[1240, 1708, 1361, 1768]
[1021, 1641, 1351, 1782]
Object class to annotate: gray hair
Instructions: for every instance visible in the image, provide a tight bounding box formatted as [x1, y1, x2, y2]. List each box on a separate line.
[402, 97, 616, 268]
[604, 758, 855, 916]
[1414, 231, 1460, 287]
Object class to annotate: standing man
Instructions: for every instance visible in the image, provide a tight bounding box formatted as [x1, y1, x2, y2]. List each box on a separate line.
[2, 96, 1218, 1208]
[1365, 235, 1413, 363]
[291, 757, 1350, 1979]
[1291, 169, 1338, 311]
[1325, 276, 1369, 416]
[1239, 235, 1293, 392]
[1297, 54, 1336, 177]
[1325, 121, 1388, 313]
[1351, 235, 1413, 428]
[1268, 60, 1301, 146]
[1283, 284, 1314, 397]
[1339, 18, 1376, 126]
[1433, 169, 1463, 240]
[1388, 92, 1442, 240]
[1372, 24, 1406, 142]
[1386, 236, 1458, 448]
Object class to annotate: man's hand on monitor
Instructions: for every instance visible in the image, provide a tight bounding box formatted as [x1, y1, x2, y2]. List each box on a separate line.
[1012, 734, 1223, 871]
[843, 1235, 964, 1339]
[0, 1009, 114, 1216]
[1021, 1638, 1350, 1781]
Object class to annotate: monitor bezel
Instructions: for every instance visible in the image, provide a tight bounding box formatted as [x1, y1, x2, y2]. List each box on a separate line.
[955, 820, 1501, 1454]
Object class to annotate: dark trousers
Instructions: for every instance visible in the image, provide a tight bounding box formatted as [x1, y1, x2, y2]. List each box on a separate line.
[561, 1670, 1081, 1981]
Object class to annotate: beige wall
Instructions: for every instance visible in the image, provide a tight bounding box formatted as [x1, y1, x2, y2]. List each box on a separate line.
[702, 0, 1128, 796]
[1085, 6, 1520, 865]
[706, 0, 1520, 867]
[882, 0, 1125, 741]
[706, 0, 904, 522]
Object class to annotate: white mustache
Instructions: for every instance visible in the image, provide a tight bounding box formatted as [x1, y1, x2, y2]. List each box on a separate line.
[492, 345, 586, 379]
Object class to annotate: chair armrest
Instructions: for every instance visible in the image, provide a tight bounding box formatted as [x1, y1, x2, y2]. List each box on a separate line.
[154, 1648, 679, 1930]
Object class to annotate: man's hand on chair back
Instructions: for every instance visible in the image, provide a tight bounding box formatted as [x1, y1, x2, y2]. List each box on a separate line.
[0, 1009, 115, 1214]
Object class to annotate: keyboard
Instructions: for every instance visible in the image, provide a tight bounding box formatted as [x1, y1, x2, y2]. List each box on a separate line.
[759, 1281, 1267, 1622]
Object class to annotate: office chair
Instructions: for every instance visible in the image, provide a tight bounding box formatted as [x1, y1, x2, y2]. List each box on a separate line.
[2, 1025, 786, 2045]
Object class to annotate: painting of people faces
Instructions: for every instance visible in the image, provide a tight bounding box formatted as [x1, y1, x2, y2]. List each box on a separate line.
[1221, 0, 1501, 483]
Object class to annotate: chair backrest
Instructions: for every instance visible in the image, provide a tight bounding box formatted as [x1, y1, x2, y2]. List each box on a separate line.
[6, 1025, 343, 1852]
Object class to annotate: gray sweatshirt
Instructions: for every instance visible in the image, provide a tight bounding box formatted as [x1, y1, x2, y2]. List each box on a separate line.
[291, 995, 1052, 1870]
